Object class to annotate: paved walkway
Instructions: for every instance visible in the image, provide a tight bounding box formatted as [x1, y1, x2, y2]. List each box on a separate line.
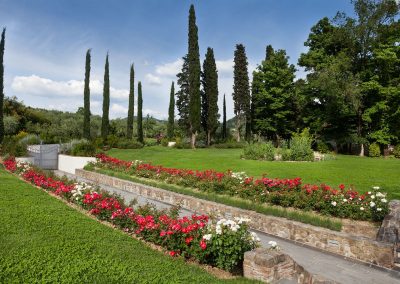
[55, 170, 400, 284]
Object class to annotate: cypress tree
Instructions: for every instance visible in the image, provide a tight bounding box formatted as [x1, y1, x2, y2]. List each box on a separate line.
[201, 47, 219, 146]
[176, 55, 190, 134]
[232, 44, 250, 142]
[83, 49, 91, 140]
[127, 64, 135, 139]
[167, 81, 175, 140]
[188, 4, 201, 148]
[0, 28, 5, 144]
[101, 53, 110, 141]
[222, 94, 227, 140]
[137, 81, 144, 144]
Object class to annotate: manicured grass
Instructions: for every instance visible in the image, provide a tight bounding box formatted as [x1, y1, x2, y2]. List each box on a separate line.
[108, 146, 400, 199]
[0, 168, 254, 283]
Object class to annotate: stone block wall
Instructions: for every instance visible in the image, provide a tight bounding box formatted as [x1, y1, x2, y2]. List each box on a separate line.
[76, 169, 395, 268]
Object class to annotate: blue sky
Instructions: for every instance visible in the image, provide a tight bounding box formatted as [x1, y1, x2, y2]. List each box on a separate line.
[0, 0, 355, 119]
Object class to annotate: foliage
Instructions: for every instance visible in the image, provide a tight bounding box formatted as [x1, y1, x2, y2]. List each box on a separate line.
[232, 44, 250, 142]
[137, 81, 144, 143]
[288, 129, 314, 161]
[101, 53, 110, 140]
[0, 169, 253, 283]
[242, 142, 275, 161]
[127, 64, 135, 139]
[93, 153, 389, 222]
[393, 144, 400, 158]
[70, 140, 96, 157]
[144, 137, 158, 147]
[83, 49, 91, 140]
[1, 133, 40, 157]
[0, 28, 5, 144]
[368, 143, 381, 157]
[201, 47, 219, 146]
[316, 141, 330, 154]
[3, 115, 18, 135]
[176, 55, 190, 135]
[222, 94, 227, 141]
[251, 45, 297, 141]
[167, 81, 175, 139]
[212, 141, 246, 149]
[116, 139, 144, 149]
[187, 5, 201, 147]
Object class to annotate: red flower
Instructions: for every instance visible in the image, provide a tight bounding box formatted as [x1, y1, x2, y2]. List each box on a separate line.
[185, 236, 193, 245]
[339, 184, 345, 190]
[169, 251, 177, 257]
[200, 239, 207, 250]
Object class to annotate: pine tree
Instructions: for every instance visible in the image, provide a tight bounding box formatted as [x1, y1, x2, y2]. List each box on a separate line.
[137, 81, 144, 144]
[101, 53, 110, 141]
[222, 94, 227, 141]
[83, 49, 91, 140]
[167, 81, 175, 140]
[201, 47, 219, 146]
[188, 4, 201, 148]
[176, 55, 190, 134]
[0, 28, 5, 144]
[127, 64, 135, 139]
[232, 44, 250, 142]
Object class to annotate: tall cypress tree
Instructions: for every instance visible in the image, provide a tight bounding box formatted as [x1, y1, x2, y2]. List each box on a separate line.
[167, 81, 175, 140]
[83, 49, 91, 140]
[222, 94, 227, 141]
[0, 28, 5, 144]
[188, 4, 201, 148]
[101, 53, 110, 141]
[232, 44, 250, 142]
[176, 55, 190, 134]
[201, 47, 219, 146]
[127, 64, 135, 139]
[137, 81, 144, 144]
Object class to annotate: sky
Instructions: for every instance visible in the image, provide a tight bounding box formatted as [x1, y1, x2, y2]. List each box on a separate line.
[0, 0, 356, 120]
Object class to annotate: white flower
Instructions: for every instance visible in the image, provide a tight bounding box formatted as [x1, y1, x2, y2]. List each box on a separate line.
[215, 225, 222, 235]
[234, 217, 251, 224]
[381, 198, 387, 203]
[370, 202, 376, 208]
[371, 195, 375, 199]
[372, 186, 380, 190]
[250, 232, 260, 242]
[376, 192, 385, 198]
[360, 207, 364, 211]
[377, 208, 382, 212]
[368, 191, 371, 195]
[343, 199, 347, 202]
[268, 241, 277, 248]
[202, 234, 212, 241]
[331, 201, 337, 206]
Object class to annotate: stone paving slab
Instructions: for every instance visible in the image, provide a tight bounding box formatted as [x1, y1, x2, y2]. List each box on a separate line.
[55, 170, 400, 284]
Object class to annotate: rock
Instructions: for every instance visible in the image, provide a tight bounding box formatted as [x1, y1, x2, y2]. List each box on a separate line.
[377, 200, 400, 243]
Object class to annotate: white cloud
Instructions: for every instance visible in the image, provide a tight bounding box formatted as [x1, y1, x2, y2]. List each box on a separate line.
[145, 73, 162, 85]
[110, 103, 128, 114]
[155, 58, 183, 77]
[11, 75, 129, 99]
[216, 59, 233, 75]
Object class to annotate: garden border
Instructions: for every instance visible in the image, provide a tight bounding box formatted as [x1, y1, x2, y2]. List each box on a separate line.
[76, 168, 396, 269]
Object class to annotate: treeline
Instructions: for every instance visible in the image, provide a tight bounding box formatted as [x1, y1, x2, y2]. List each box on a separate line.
[174, 0, 400, 154]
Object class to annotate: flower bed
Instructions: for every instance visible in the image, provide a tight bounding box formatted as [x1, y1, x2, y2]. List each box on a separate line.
[3, 157, 259, 272]
[92, 153, 389, 222]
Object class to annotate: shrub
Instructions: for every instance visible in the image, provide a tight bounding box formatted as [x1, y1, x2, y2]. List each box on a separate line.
[316, 141, 330, 154]
[106, 135, 119, 148]
[116, 139, 143, 149]
[161, 138, 169, 147]
[393, 144, 400, 159]
[145, 138, 158, 147]
[242, 142, 275, 161]
[212, 141, 246, 149]
[175, 137, 191, 149]
[368, 143, 381, 157]
[289, 129, 314, 161]
[19, 134, 41, 145]
[1, 136, 27, 157]
[71, 141, 96, 157]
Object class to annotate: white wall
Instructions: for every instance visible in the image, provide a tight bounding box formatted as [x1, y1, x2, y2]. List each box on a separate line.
[58, 154, 96, 174]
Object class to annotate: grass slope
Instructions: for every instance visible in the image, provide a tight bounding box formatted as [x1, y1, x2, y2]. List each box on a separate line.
[109, 147, 400, 199]
[0, 168, 254, 283]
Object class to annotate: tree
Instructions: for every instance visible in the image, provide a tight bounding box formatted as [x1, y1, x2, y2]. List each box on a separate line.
[101, 53, 110, 141]
[176, 55, 190, 134]
[83, 49, 91, 140]
[232, 44, 250, 142]
[222, 94, 227, 140]
[137, 81, 143, 144]
[201, 47, 219, 146]
[127, 64, 135, 139]
[167, 81, 175, 140]
[0, 28, 5, 144]
[251, 45, 296, 141]
[187, 4, 201, 148]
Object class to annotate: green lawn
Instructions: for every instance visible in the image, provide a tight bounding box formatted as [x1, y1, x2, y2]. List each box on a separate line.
[108, 146, 400, 199]
[0, 168, 253, 283]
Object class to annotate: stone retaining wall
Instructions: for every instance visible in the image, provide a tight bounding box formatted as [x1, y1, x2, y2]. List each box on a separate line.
[76, 169, 395, 268]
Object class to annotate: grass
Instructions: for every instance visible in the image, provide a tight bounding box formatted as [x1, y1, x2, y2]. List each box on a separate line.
[0, 167, 255, 283]
[88, 167, 342, 231]
[108, 146, 400, 199]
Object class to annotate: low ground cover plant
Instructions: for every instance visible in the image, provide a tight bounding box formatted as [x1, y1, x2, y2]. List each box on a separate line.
[91, 153, 389, 222]
[3, 157, 259, 273]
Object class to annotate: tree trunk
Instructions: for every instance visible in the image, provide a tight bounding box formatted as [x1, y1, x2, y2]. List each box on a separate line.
[359, 143, 364, 157]
[207, 130, 211, 146]
[191, 132, 197, 149]
[235, 114, 241, 142]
